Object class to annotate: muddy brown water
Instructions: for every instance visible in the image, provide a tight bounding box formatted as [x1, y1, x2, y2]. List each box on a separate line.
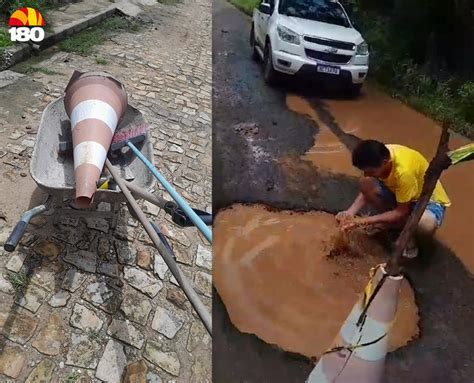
[285, 88, 474, 274]
[214, 204, 420, 359]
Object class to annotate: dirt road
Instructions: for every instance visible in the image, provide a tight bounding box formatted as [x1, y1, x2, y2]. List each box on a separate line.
[212, 0, 474, 381]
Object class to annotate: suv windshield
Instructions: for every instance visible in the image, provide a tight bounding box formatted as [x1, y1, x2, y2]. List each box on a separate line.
[278, 0, 350, 27]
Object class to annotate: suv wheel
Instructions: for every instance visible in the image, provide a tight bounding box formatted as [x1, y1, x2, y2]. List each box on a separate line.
[263, 42, 278, 85]
[250, 25, 259, 61]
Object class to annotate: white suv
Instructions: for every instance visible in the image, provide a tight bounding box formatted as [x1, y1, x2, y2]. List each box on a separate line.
[250, 0, 369, 96]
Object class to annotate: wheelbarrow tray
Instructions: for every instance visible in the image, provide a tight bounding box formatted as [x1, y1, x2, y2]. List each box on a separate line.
[30, 97, 155, 202]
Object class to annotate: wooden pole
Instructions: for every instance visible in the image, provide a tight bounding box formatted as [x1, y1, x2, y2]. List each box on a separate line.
[386, 123, 452, 276]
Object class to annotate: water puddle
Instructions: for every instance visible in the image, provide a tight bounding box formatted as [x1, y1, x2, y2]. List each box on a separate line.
[214, 204, 419, 359]
[286, 94, 359, 177]
[284, 86, 474, 273]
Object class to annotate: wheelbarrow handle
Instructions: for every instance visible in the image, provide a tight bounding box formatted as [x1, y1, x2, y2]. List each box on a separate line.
[4, 196, 52, 252]
[4, 221, 28, 252]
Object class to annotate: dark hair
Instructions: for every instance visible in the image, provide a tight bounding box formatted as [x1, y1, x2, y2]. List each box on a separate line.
[352, 140, 390, 169]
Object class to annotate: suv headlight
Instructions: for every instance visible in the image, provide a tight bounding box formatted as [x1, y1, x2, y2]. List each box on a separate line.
[356, 41, 369, 55]
[277, 25, 300, 45]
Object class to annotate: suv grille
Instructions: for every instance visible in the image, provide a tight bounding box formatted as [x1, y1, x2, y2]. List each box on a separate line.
[305, 49, 352, 64]
[304, 36, 355, 51]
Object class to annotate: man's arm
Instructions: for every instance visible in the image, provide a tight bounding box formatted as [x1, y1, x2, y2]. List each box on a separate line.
[336, 193, 366, 221]
[356, 202, 411, 226]
[347, 193, 367, 215]
[341, 202, 411, 231]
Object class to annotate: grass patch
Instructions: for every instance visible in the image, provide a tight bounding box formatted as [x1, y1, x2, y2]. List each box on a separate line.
[228, 0, 257, 15]
[87, 330, 101, 342]
[22, 64, 61, 75]
[7, 271, 28, 293]
[67, 371, 80, 383]
[0, 28, 13, 49]
[157, 0, 182, 5]
[95, 58, 108, 65]
[58, 16, 140, 56]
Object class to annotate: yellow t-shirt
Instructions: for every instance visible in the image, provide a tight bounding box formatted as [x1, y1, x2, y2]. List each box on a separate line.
[380, 144, 451, 207]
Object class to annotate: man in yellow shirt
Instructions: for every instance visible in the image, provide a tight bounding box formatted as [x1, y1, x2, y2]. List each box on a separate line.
[336, 140, 451, 258]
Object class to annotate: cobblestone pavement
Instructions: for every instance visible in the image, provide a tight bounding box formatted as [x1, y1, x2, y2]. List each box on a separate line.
[0, 0, 211, 382]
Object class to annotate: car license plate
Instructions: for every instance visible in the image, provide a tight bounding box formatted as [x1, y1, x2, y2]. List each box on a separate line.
[317, 65, 340, 75]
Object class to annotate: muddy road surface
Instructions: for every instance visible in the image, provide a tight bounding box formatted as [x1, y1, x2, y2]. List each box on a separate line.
[212, 0, 474, 381]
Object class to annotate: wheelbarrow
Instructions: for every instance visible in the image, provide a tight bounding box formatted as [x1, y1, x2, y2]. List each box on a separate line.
[3, 96, 212, 333]
[4, 96, 212, 252]
[3, 96, 156, 251]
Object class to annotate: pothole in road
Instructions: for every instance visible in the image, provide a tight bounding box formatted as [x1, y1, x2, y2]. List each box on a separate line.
[214, 203, 420, 360]
[285, 94, 360, 177]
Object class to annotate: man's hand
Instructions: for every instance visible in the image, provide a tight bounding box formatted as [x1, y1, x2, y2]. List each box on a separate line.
[341, 217, 369, 232]
[335, 210, 353, 223]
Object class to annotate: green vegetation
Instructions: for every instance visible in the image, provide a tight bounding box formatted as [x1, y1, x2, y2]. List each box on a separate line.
[343, 0, 474, 138]
[0, 28, 13, 48]
[22, 64, 61, 75]
[157, 0, 182, 5]
[7, 271, 28, 293]
[0, 0, 56, 19]
[87, 330, 101, 342]
[95, 57, 108, 65]
[67, 371, 80, 383]
[229, 0, 257, 15]
[58, 16, 140, 55]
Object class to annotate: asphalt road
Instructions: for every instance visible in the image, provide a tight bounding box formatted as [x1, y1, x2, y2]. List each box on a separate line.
[212, 0, 474, 381]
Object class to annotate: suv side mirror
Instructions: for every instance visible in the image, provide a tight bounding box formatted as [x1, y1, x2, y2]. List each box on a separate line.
[259, 3, 271, 14]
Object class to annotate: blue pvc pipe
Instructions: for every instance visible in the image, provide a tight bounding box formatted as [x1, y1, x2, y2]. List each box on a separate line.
[127, 142, 212, 243]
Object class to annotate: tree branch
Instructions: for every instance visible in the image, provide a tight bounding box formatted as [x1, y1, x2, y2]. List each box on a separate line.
[386, 123, 451, 276]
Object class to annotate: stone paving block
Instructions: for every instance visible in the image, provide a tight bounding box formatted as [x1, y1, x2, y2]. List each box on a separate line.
[61, 268, 86, 292]
[196, 244, 212, 271]
[144, 341, 180, 377]
[120, 289, 153, 326]
[0, 344, 27, 378]
[123, 360, 148, 383]
[194, 271, 212, 298]
[107, 318, 145, 349]
[15, 283, 48, 313]
[0, 273, 14, 294]
[48, 290, 71, 307]
[70, 303, 103, 332]
[25, 359, 56, 383]
[6, 252, 27, 272]
[32, 313, 66, 356]
[124, 266, 163, 298]
[82, 281, 122, 314]
[96, 339, 127, 383]
[65, 333, 102, 369]
[0, 309, 38, 344]
[151, 306, 184, 339]
[63, 249, 97, 273]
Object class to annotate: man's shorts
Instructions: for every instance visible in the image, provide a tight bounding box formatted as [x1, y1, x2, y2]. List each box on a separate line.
[375, 180, 446, 227]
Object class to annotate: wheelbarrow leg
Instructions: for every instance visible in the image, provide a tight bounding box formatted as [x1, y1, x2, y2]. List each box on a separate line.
[110, 201, 120, 229]
[52, 195, 62, 227]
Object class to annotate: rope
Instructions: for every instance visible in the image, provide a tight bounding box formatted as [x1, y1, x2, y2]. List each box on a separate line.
[322, 333, 387, 356]
[321, 264, 388, 360]
[357, 264, 388, 327]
